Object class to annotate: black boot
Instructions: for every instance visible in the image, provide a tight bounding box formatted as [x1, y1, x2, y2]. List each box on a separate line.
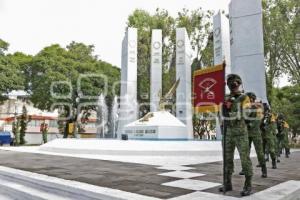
[239, 171, 245, 175]
[219, 184, 233, 192]
[285, 148, 290, 158]
[219, 174, 232, 192]
[261, 164, 267, 178]
[241, 176, 252, 196]
[256, 164, 261, 167]
[272, 159, 277, 169]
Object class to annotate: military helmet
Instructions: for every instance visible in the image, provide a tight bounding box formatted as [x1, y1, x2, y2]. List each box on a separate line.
[246, 92, 256, 100]
[226, 74, 242, 85]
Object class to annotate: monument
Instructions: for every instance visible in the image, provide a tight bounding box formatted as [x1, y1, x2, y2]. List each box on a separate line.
[124, 79, 190, 140]
[119, 28, 194, 140]
[176, 28, 193, 139]
[150, 29, 162, 112]
[229, 0, 268, 103]
[117, 28, 138, 138]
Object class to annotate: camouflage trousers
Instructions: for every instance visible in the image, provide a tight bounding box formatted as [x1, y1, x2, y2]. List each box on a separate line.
[276, 134, 284, 155]
[224, 133, 253, 177]
[249, 134, 265, 166]
[263, 135, 276, 160]
[283, 133, 290, 149]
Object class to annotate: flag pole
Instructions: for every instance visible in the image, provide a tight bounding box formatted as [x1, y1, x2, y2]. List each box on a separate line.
[222, 61, 226, 194]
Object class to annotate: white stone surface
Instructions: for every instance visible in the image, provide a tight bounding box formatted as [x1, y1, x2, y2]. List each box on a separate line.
[0, 166, 160, 200]
[150, 29, 162, 112]
[213, 11, 231, 76]
[244, 180, 300, 200]
[176, 28, 193, 138]
[123, 111, 189, 139]
[156, 166, 195, 171]
[117, 28, 138, 137]
[159, 171, 205, 179]
[229, 0, 268, 103]
[0, 139, 263, 167]
[169, 191, 238, 200]
[162, 179, 221, 191]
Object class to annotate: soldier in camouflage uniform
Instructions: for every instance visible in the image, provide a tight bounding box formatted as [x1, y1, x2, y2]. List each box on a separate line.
[283, 121, 291, 157]
[219, 74, 253, 196]
[277, 114, 291, 158]
[239, 92, 267, 178]
[276, 114, 285, 159]
[261, 108, 278, 169]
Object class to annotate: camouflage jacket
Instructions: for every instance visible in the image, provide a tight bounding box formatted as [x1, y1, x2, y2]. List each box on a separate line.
[223, 92, 250, 136]
[246, 103, 263, 136]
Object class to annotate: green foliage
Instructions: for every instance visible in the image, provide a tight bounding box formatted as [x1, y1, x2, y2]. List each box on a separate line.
[28, 42, 120, 136]
[271, 84, 300, 136]
[263, 0, 300, 87]
[0, 40, 25, 101]
[127, 8, 214, 115]
[176, 8, 214, 69]
[0, 39, 9, 55]
[0, 38, 119, 138]
[127, 9, 175, 114]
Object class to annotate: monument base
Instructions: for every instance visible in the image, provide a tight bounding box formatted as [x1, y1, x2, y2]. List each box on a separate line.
[123, 111, 189, 140]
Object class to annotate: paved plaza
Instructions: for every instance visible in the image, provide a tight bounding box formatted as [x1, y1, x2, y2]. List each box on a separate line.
[0, 148, 299, 199]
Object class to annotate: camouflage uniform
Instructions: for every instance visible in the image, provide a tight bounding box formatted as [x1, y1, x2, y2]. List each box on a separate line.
[220, 74, 253, 196]
[283, 121, 290, 157]
[276, 116, 285, 158]
[262, 112, 277, 168]
[245, 93, 267, 177]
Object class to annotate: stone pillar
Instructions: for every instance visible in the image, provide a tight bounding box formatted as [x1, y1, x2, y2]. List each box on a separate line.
[117, 28, 138, 137]
[214, 11, 231, 78]
[150, 29, 162, 112]
[213, 11, 231, 140]
[176, 28, 193, 139]
[229, 0, 268, 103]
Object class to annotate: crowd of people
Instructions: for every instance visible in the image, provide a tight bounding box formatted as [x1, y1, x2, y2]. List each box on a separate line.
[219, 74, 291, 196]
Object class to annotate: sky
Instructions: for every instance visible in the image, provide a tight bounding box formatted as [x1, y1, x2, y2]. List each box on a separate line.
[0, 0, 230, 65]
[0, 0, 289, 87]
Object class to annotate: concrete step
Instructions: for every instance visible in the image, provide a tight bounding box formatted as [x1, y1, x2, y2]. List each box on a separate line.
[0, 166, 160, 200]
[0, 177, 69, 200]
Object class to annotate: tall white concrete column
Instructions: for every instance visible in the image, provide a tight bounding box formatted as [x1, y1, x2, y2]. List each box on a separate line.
[117, 28, 138, 137]
[229, 0, 268, 103]
[214, 11, 231, 77]
[213, 11, 231, 140]
[150, 29, 162, 112]
[176, 28, 193, 139]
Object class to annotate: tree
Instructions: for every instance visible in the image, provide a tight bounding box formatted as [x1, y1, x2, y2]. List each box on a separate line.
[28, 42, 120, 138]
[0, 39, 9, 55]
[8, 52, 33, 91]
[263, 0, 300, 100]
[271, 84, 300, 137]
[0, 39, 24, 102]
[127, 9, 175, 115]
[176, 8, 214, 70]
[127, 8, 214, 115]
